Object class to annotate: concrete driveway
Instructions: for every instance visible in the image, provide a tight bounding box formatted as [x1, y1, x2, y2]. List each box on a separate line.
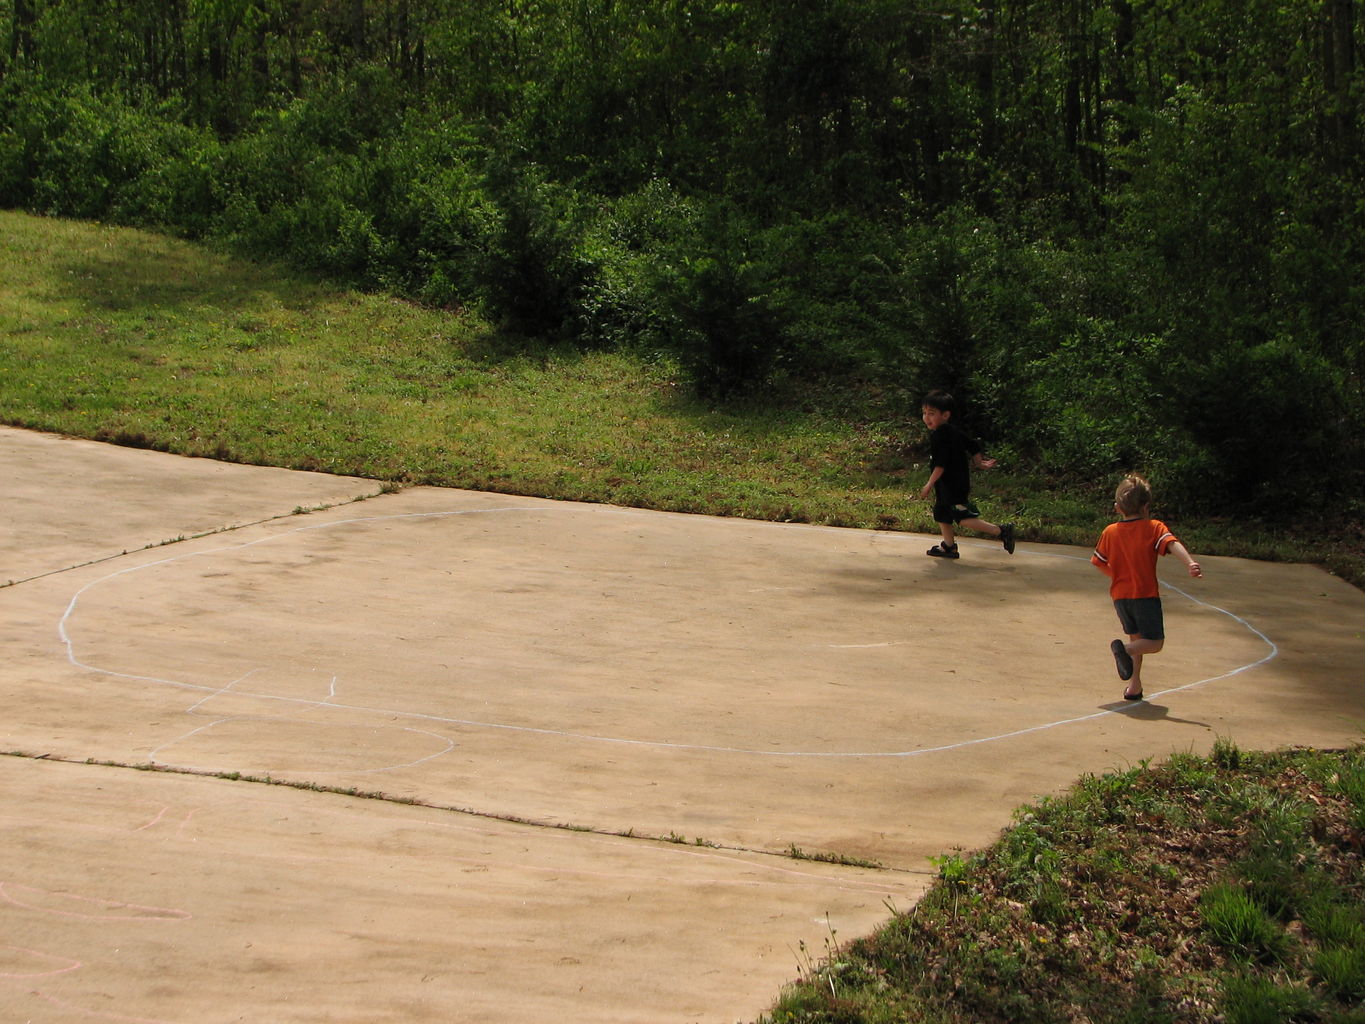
[3, 425, 1361, 1023]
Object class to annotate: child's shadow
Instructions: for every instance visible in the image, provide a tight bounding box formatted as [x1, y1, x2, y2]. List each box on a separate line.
[1101, 699, 1210, 729]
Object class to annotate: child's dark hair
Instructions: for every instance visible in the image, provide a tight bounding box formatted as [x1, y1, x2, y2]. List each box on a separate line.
[922, 389, 955, 413]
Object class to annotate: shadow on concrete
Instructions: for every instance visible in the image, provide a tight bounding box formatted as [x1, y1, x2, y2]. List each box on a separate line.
[1103, 699, 1212, 730]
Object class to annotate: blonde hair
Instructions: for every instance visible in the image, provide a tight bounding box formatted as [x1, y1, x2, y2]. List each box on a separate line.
[1115, 474, 1152, 516]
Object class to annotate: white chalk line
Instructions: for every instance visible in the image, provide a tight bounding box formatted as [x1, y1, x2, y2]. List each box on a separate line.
[145, 662, 457, 775]
[825, 640, 914, 649]
[55, 506, 1278, 760]
[147, 714, 457, 776]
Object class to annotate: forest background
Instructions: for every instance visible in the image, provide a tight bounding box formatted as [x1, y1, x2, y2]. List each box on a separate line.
[1, 0, 1362, 539]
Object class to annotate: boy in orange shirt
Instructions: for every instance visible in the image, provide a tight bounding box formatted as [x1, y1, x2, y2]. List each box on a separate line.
[1090, 474, 1202, 701]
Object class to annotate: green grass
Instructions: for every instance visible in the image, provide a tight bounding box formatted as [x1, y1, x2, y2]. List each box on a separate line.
[4, 213, 1363, 1022]
[2, 211, 1362, 589]
[0, 211, 914, 521]
[761, 743, 1365, 1024]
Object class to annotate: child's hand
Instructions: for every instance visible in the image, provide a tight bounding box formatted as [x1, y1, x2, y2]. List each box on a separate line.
[1187, 561, 1202, 578]
[972, 454, 998, 470]
[918, 483, 933, 500]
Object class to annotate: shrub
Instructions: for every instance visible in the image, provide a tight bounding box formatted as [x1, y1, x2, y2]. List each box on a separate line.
[473, 154, 597, 340]
[366, 116, 495, 308]
[649, 200, 791, 397]
[1169, 338, 1354, 516]
[574, 179, 698, 351]
[0, 80, 124, 218]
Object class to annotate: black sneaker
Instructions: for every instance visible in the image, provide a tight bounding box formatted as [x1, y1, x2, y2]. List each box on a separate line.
[1111, 639, 1134, 681]
[1000, 523, 1016, 554]
[927, 542, 960, 559]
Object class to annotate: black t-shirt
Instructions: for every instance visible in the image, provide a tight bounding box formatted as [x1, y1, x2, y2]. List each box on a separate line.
[929, 421, 982, 504]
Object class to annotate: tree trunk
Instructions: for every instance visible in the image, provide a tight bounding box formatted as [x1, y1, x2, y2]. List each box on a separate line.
[1322, 0, 1357, 163]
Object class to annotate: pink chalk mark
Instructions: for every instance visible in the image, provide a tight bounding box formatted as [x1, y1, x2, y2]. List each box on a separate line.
[0, 882, 191, 921]
[0, 944, 81, 978]
[174, 809, 199, 841]
[133, 807, 169, 831]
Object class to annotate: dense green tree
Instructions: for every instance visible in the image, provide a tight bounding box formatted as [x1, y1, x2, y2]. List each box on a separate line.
[0, 0, 1360, 515]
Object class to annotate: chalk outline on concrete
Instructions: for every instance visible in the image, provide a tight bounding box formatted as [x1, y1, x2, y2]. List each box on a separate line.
[54, 504, 1279, 763]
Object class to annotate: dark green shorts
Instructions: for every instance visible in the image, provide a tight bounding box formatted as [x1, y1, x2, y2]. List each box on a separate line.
[1114, 597, 1165, 641]
[932, 498, 980, 525]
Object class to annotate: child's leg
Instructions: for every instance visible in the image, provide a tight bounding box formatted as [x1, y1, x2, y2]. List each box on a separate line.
[927, 519, 960, 558]
[959, 517, 1017, 554]
[1112, 598, 1165, 698]
[958, 516, 1000, 538]
[1122, 635, 1164, 698]
[925, 521, 959, 558]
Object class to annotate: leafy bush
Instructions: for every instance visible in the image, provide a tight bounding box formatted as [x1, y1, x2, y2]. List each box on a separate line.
[648, 200, 791, 397]
[0, 79, 125, 217]
[648, 205, 942, 398]
[473, 154, 597, 340]
[116, 124, 222, 237]
[1169, 339, 1354, 515]
[575, 179, 698, 350]
[366, 115, 495, 308]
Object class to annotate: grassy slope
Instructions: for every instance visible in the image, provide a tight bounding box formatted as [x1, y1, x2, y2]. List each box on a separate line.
[0, 213, 919, 519]
[4, 213, 1362, 1021]
[763, 743, 1365, 1024]
[1, 211, 1360, 588]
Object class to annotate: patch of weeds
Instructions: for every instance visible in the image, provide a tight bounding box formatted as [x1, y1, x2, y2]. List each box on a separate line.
[1236, 848, 1316, 921]
[929, 850, 970, 888]
[1162, 751, 1226, 802]
[992, 814, 1075, 926]
[1218, 972, 1320, 1024]
[1212, 736, 1245, 770]
[1302, 895, 1365, 948]
[928, 851, 972, 920]
[787, 845, 883, 869]
[1200, 883, 1291, 964]
[1329, 758, 1365, 831]
[1234, 794, 1322, 919]
[1073, 764, 1149, 823]
[1206, 777, 1285, 830]
[1314, 945, 1365, 1003]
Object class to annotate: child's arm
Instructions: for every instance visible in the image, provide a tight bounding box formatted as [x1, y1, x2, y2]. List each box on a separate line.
[918, 466, 943, 500]
[971, 452, 998, 470]
[1169, 540, 1202, 577]
[1090, 529, 1113, 576]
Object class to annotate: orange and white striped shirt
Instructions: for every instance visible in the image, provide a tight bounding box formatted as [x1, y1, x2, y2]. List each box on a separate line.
[1091, 518, 1177, 600]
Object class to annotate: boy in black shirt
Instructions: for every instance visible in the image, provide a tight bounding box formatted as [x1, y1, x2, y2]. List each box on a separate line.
[917, 390, 1016, 560]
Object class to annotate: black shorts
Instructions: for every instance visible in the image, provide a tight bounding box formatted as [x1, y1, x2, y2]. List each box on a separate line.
[1114, 597, 1165, 641]
[933, 498, 980, 525]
